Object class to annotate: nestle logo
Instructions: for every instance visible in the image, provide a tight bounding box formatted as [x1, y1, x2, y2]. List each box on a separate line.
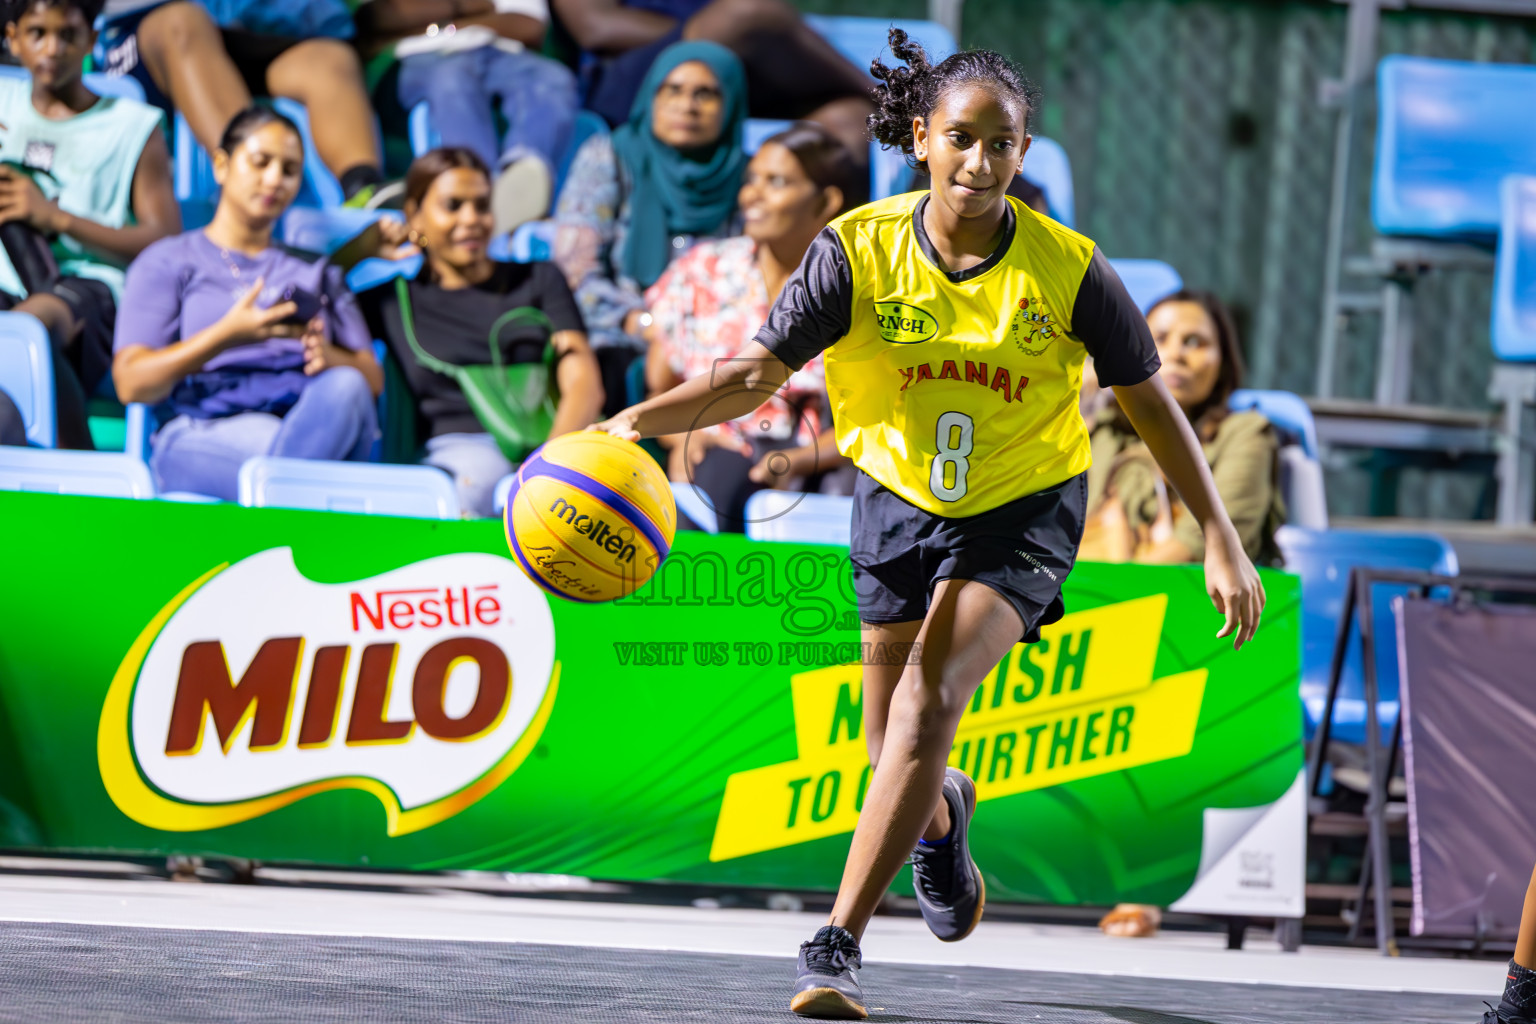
[350, 585, 502, 632]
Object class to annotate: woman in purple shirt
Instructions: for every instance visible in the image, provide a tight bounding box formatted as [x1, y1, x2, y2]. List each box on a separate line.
[111, 107, 382, 501]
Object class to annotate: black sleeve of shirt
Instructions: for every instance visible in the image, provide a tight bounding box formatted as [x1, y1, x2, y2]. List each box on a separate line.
[532, 260, 586, 335]
[754, 226, 854, 372]
[1071, 247, 1162, 387]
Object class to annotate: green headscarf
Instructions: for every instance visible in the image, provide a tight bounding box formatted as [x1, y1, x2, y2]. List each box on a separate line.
[612, 40, 748, 290]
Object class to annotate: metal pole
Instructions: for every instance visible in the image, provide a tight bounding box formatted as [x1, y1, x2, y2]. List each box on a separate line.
[1316, 0, 1382, 398]
[1356, 571, 1398, 954]
[1306, 566, 1357, 798]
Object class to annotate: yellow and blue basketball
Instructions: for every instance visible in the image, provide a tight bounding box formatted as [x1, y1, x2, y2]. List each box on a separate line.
[503, 431, 677, 603]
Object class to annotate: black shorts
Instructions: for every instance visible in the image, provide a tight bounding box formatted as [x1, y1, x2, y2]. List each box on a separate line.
[849, 470, 1088, 644]
[97, 2, 305, 115]
[51, 278, 117, 395]
[0, 276, 116, 396]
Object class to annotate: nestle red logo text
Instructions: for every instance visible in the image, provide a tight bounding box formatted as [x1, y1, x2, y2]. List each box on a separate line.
[350, 585, 502, 632]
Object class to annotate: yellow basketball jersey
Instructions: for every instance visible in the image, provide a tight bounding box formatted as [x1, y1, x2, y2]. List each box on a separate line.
[758, 191, 1158, 518]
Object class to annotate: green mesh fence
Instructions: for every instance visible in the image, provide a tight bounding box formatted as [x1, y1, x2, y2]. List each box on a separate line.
[793, 0, 1536, 517]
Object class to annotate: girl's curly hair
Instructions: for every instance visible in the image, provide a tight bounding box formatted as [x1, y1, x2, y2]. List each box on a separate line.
[867, 29, 1039, 172]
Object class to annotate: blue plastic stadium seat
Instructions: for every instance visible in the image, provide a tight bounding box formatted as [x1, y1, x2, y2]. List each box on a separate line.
[744, 491, 851, 545]
[1229, 388, 1320, 459]
[672, 481, 719, 534]
[500, 220, 554, 262]
[0, 312, 56, 447]
[347, 255, 419, 294]
[237, 455, 461, 518]
[1275, 525, 1458, 745]
[175, 98, 352, 213]
[123, 402, 154, 463]
[0, 446, 154, 498]
[1229, 389, 1327, 529]
[281, 206, 401, 255]
[1020, 136, 1074, 228]
[742, 118, 791, 155]
[1109, 259, 1183, 313]
[493, 472, 516, 515]
[802, 15, 955, 73]
[1494, 174, 1536, 362]
[342, 224, 535, 296]
[1374, 56, 1536, 239]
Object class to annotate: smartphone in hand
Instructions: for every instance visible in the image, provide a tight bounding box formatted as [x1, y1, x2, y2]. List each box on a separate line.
[278, 285, 325, 325]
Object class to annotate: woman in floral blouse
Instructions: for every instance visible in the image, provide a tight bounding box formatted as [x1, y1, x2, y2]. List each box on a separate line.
[643, 121, 865, 531]
[552, 39, 747, 410]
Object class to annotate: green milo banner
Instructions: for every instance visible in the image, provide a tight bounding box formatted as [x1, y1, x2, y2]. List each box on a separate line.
[0, 492, 1304, 915]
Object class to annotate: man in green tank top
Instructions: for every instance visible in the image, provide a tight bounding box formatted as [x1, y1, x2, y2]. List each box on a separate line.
[0, 0, 179, 447]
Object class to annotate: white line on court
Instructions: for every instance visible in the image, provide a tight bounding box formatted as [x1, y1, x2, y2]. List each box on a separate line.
[0, 872, 1503, 997]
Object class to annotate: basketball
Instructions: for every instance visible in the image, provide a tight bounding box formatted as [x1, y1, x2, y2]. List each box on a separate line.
[503, 431, 677, 603]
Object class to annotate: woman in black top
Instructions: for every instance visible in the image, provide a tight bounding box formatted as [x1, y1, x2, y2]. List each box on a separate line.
[360, 147, 605, 516]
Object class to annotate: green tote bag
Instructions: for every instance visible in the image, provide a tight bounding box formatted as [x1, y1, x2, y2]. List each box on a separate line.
[393, 276, 559, 462]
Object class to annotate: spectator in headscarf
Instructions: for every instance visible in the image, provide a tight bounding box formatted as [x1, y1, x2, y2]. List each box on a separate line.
[552, 39, 745, 413]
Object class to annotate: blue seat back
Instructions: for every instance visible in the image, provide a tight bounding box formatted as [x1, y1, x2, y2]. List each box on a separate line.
[280, 206, 399, 254]
[1229, 388, 1320, 459]
[744, 491, 852, 545]
[744, 10, 961, 206]
[1020, 136, 1074, 228]
[0, 313, 56, 447]
[493, 471, 516, 515]
[124, 402, 155, 463]
[237, 455, 461, 519]
[1374, 56, 1536, 239]
[802, 15, 956, 73]
[1276, 525, 1458, 744]
[1494, 174, 1536, 362]
[742, 118, 791, 155]
[1109, 258, 1183, 313]
[0, 446, 154, 497]
[672, 481, 719, 534]
[176, 98, 349, 211]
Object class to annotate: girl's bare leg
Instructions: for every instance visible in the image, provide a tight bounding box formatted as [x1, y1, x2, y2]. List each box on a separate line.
[829, 578, 1022, 940]
[859, 618, 951, 843]
[136, 2, 250, 151]
[1518, 863, 1536, 970]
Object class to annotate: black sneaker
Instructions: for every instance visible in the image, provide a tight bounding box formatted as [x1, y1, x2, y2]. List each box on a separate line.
[908, 766, 985, 942]
[790, 925, 867, 1020]
[1485, 1002, 1536, 1024]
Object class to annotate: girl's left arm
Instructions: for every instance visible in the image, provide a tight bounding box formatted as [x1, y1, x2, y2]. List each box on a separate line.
[1111, 373, 1266, 649]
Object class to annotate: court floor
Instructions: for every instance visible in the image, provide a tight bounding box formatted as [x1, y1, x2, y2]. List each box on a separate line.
[0, 866, 1499, 1023]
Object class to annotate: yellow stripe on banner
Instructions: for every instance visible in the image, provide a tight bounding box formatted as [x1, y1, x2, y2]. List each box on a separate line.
[708, 593, 1206, 863]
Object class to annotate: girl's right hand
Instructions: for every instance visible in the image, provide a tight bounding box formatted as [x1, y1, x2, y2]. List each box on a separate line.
[591, 409, 641, 443]
[217, 277, 300, 346]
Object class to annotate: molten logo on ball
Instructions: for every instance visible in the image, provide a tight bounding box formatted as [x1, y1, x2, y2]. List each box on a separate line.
[505, 432, 677, 603]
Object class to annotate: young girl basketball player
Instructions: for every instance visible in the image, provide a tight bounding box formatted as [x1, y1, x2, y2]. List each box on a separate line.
[596, 31, 1266, 1019]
